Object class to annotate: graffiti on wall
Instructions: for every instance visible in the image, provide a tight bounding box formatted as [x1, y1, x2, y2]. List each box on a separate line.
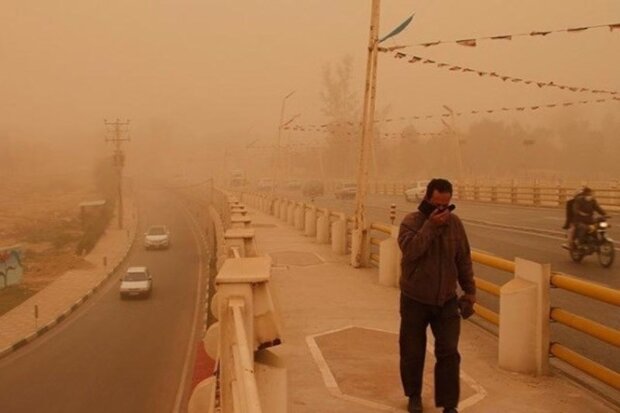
[0, 246, 23, 290]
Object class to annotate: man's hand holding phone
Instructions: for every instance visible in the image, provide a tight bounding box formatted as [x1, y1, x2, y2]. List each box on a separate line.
[430, 207, 451, 225]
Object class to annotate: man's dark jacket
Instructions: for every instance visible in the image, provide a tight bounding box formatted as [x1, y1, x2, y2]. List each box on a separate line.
[398, 211, 475, 306]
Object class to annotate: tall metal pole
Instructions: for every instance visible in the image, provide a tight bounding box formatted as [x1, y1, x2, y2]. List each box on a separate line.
[271, 90, 295, 198]
[352, 0, 381, 268]
[104, 119, 130, 229]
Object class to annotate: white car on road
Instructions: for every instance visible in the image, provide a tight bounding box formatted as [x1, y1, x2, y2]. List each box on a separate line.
[120, 266, 152, 299]
[404, 181, 428, 202]
[144, 225, 170, 250]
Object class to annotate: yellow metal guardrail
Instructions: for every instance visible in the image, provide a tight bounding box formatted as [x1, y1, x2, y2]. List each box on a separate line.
[550, 273, 620, 306]
[548, 272, 620, 389]
[550, 343, 620, 390]
[550, 308, 620, 348]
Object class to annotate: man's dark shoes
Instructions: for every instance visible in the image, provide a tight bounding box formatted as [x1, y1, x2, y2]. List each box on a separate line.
[443, 408, 458, 413]
[407, 396, 422, 413]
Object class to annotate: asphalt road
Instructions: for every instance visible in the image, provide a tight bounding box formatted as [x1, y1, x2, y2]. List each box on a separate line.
[0, 189, 204, 413]
[273, 190, 620, 373]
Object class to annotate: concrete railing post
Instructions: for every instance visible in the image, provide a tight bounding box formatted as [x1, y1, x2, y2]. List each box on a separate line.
[499, 257, 550, 375]
[304, 206, 317, 237]
[286, 202, 295, 226]
[224, 229, 258, 258]
[331, 213, 347, 255]
[316, 209, 331, 244]
[378, 225, 401, 287]
[210, 256, 286, 413]
[294, 203, 305, 231]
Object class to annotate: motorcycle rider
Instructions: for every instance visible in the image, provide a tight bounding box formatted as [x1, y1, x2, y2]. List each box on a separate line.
[571, 187, 607, 248]
[562, 188, 582, 248]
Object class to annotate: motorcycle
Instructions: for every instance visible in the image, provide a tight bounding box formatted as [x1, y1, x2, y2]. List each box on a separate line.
[562, 216, 615, 268]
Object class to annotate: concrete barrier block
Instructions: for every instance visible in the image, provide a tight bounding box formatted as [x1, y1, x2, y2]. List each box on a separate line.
[305, 208, 317, 237]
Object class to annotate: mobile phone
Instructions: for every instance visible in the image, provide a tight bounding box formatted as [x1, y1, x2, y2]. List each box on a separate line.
[419, 202, 455, 216]
[437, 204, 456, 213]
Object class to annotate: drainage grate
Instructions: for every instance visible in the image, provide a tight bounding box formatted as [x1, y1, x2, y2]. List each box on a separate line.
[269, 251, 323, 266]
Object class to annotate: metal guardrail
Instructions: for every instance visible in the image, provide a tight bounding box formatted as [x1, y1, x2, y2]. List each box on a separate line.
[549, 272, 620, 390]
[550, 343, 620, 390]
[551, 273, 620, 306]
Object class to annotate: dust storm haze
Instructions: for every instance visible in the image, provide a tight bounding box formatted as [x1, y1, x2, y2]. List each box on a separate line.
[1, 0, 620, 184]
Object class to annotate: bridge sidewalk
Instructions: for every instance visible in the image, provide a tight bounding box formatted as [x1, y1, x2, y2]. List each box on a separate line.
[248, 208, 616, 412]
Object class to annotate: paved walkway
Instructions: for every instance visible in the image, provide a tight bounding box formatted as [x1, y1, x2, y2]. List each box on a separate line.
[245, 207, 616, 413]
[0, 198, 137, 355]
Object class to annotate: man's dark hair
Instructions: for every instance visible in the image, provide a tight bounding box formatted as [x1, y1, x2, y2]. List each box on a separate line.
[425, 178, 453, 200]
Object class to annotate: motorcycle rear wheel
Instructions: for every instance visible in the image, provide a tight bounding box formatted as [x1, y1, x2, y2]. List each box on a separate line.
[598, 241, 615, 268]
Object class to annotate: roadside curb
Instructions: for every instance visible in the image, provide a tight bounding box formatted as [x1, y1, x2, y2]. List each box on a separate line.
[0, 202, 139, 361]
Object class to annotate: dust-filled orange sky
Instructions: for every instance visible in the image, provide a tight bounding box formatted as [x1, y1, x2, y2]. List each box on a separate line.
[2, 0, 619, 150]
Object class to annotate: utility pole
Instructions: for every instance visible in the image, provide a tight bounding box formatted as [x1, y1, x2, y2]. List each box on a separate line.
[104, 119, 130, 229]
[271, 91, 295, 198]
[442, 105, 464, 181]
[352, 0, 381, 268]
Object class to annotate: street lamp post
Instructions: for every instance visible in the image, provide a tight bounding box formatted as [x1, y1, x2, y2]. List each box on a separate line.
[442, 105, 464, 182]
[271, 90, 295, 198]
[352, 0, 381, 268]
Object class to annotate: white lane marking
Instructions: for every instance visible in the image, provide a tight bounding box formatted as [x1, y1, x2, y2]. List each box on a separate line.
[306, 325, 486, 412]
[172, 207, 205, 413]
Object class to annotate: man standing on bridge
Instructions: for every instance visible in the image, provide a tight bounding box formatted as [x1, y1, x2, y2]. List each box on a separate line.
[397, 178, 476, 413]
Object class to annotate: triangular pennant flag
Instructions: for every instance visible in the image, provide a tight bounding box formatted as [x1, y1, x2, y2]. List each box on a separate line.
[395, 52, 407, 59]
[530, 31, 551, 36]
[449, 66, 462, 71]
[421, 41, 441, 47]
[567, 27, 588, 32]
[610, 23, 620, 31]
[580, 100, 589, 104]
[409, 56, 422, 63]
[563, 102, 574, 106]
[502, 107, 511, 111]
[537, 82, 546, 88]
[569, 87, 579, 92]
[531, 106, 540, 110]
[487, 110, 494, 113]
[524, 80, 533, 85]
[456, 39, 477, 47]
[512, 78, 523, 83]
[491, 35, 512, 40]
[423, 59, 435, 64]
[478, 71, 488, 77]
[516, 107, 525, 111]
[501, 76, 510, 81]
[463, 68, 475, 73]
[437, 63, 450, 68]
[489, 72, 499, 77]
[547, 104, 557, 107]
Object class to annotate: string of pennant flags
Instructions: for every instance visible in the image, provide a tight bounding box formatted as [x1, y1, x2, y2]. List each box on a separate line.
[282, 95, 620, 133]
[389, 51, 618, 96]
[378, 21, 620, 50]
